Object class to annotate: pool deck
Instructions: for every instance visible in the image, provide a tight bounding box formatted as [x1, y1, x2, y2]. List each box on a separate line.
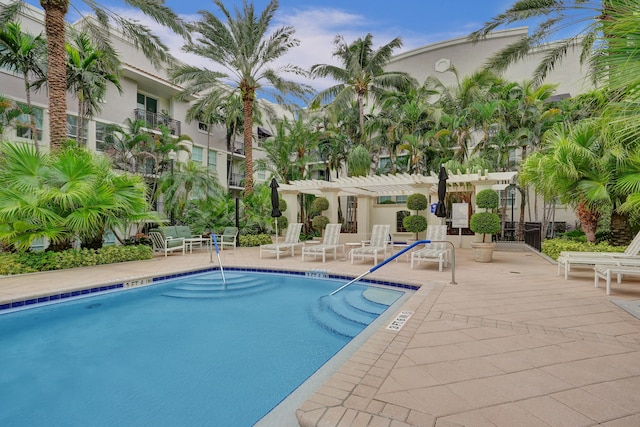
[2, 244, 640, 426]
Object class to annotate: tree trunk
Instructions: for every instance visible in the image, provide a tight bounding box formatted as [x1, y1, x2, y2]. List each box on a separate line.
[357, 92, 365, 144]
[242, 92, 254, 195]
[609, 211, 632, 246]
[23, 73, 39, 151]
[518, 186, 526, 240]
[41, 0, 69, 151]
[575, 201, 600, 243]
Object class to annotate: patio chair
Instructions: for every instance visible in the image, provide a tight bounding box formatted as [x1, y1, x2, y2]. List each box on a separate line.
[410, 224, 448, 271]
[260, 223, 304, 259]
[149, 231, 185, 256]
[350, 224, 390, 264]
[215, 227, 238, 250]
[557, 231, 640, 279]
[301, 223, 344, 263]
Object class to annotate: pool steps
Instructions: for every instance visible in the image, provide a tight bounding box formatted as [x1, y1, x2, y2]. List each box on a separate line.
[309, 286, 398, 338]
[161, 273, 273, 299]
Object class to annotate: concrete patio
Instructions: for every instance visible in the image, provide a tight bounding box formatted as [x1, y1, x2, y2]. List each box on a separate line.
[1, 244, 640, 426]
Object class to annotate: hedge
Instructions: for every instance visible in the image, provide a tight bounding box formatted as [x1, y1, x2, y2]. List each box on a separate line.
[541, 239, 626, 260]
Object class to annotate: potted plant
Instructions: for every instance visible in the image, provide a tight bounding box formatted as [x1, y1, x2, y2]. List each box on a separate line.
[403, 193, 428, 241]
[470, 189, 501, 262]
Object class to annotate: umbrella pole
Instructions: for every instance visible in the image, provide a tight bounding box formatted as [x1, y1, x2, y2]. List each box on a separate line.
[275, 218, 278, 244]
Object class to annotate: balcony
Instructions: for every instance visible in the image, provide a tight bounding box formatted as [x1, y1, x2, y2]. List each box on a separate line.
[134, 109, 181, 135]
[228, 173, 245, 188]
[228, 140, 244, 156]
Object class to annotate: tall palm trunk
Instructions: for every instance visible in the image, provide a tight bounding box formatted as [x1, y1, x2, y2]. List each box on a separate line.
[241, 88, 254, 195]
[77, 97, 85, 145]
[41, 0, 69, 151]
[610, 211, 632, 246]
[22, 71, 38, 151]
[357, 92, 365, 143]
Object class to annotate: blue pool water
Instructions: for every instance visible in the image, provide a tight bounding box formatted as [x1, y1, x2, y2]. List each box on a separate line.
[0, 270, 405, 426]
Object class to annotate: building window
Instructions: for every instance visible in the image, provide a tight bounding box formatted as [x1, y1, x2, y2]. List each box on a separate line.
[16, 105, 43, 142]
[256, 169, 265, 181]
[198, 122, 209, 132]
[396, 195, 407, 204]
[137, 93, 157, 114]
[208, 150, 217, 171]
[378, 196, 393, 204]
[397, 210, 410, 232]
[95, 122, 114, 151]
[192, 146, 203, 164]
[66, 115, 87, 143]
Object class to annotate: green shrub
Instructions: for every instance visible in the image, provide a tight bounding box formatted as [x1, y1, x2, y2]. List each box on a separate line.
[406, 193, 428, 211]
[403, 215, 427, 235]
[475, 189, 500, 210]
[312, 215, 330, 232]
[239, 234, 272, 247]
[0, 245, 153, 275]
[470, 211, 501, 242]
[541, 239, 625, 260]
[379, 199, 396, 204]
[271, 216, 288, 235]
[311, 197, 329, 214]
[278, 197, 287, 212]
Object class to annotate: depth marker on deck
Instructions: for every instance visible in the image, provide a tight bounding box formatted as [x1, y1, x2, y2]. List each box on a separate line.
[386, 310, 414, 331]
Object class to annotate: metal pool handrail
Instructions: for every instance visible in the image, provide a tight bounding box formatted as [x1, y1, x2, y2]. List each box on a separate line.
[329, 239, 456, 296]
[210, 234, 226, 285]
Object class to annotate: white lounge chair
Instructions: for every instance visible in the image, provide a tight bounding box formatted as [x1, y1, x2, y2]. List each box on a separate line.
[594, 263, 640, 295]
[350, 224, 390, 264]
[410, 225, 448, 271]
[260, 223, 303, 259]
[149, 231, 185, 256]
[215, 227, 238, 250]
[558, 232, 640, 279]
[302, 223, 344, 263]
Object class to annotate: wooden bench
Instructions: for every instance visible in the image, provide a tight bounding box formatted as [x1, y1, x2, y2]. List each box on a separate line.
[594, 264, 640, 295]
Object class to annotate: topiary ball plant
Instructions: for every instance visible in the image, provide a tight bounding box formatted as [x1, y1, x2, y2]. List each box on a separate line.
[406, 193, 428, 212]
[311, 215, 330, 235]
[470, 189, 501, 243]
[475, 189, 499, 210]
[403, 215, 427, 240]
[404, 193, 428, 240]
[470, 212, 501, 242]
[311, 196, 329, 214]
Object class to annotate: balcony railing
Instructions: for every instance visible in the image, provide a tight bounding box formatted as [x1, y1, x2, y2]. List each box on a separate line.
[228, 173, 244, 188]
[228, 140, 244, 156]
[134, 109, 181, 135]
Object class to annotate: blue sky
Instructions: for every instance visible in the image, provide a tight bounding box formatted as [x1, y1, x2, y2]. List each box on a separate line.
[23, 0, 578, 94]
[24, 0, 525, 70]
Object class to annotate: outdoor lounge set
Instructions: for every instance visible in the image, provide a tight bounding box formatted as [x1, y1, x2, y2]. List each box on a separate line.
[558, 231, 640, 294]
[149, 226, 238, 256]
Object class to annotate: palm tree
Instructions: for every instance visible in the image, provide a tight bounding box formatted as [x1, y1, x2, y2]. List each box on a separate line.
[1, 0, 189, 151]
[0, 94, 29, 137]
[65, 29, 122, 145]
[469, 0, 620, 84]
[0, 21, 46, 150]
[0, 141, 154, 251]
[171, 0, 311, 195]
[520, 120, 612, 242]
[160, 160, 221, 224]
[310, 33, 412, 144]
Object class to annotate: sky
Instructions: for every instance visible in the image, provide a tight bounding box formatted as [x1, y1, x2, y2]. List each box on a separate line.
[22, 0, 562, 95]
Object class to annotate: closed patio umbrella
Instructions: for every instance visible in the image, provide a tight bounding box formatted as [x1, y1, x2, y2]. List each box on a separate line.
[435, 165, 448, 219]
[270, 178, 282, 243]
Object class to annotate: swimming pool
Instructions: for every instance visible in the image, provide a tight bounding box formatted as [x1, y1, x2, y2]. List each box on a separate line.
[0, 270, 407, 426]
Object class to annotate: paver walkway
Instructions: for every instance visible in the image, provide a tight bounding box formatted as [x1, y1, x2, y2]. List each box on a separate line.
[2, 245, 640, 426]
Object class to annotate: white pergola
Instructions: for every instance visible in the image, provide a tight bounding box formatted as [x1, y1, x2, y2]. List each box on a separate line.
[279, 170, 518, 198]
[277, 170, 519, 237]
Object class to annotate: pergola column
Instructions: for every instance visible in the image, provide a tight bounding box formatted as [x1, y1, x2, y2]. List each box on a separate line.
[322, 189, 340, 224]
[280, 191, 298, 225]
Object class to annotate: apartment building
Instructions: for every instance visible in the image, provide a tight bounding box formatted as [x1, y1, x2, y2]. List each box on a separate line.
[0, 0, 273, 196]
